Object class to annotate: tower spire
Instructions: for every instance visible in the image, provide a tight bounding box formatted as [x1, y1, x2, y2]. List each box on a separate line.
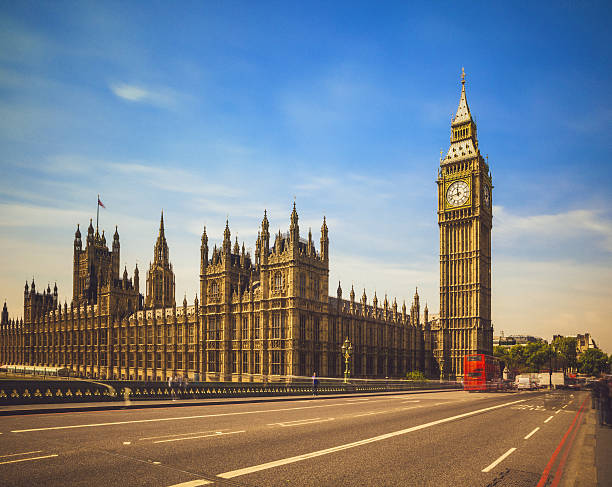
[453, 67, 472, 125]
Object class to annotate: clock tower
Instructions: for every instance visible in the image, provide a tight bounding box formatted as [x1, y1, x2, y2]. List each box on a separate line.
[436, 69, 493, 379]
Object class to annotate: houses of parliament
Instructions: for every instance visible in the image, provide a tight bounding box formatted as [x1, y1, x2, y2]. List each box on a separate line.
[0, 72, 493, 381]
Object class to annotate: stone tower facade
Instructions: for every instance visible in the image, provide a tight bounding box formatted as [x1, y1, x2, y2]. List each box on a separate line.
[145, 212, 175, 309]
[435, 69, 494, 379]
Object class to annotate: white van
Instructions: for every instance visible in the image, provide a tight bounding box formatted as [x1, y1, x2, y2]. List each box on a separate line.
[517, 377, 537, 390]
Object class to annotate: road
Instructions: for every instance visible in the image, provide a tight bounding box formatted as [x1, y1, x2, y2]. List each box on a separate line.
[0, 389, 589, 486]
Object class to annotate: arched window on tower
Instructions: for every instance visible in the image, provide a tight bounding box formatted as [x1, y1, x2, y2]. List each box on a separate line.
[274, 271, 283, 291]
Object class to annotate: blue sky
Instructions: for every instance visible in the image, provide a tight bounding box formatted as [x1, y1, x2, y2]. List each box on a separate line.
[1, 1, 611, 351]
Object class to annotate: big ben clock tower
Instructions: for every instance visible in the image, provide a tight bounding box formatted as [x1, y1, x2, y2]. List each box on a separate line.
[436, 69, 493, 379]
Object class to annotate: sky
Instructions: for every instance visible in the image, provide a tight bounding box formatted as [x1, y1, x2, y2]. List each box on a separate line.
[1, 1, 611, 352]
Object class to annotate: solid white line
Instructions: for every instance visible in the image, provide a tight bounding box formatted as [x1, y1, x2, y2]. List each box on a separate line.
[524, 427, 540, 439]
[544, 415, 553, 423]
[0, 454, 59, 465]
[166, 481, 212, 487]
[11, 401, 372, 433]
[153, 430, 244, 444]
[0, 450, 43, 458]
[217, 399, 526, 479]
[482, 448, 516, 473]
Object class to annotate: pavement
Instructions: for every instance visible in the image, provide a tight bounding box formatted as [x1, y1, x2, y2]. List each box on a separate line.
[0, 389, 605, 486]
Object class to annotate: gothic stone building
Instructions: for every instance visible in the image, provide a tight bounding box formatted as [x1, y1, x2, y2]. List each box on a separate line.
[1, 72, 493, 382]
[0, 207, 435, 382]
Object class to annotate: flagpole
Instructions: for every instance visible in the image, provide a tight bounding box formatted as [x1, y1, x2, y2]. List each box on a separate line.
[96, 194, 99, 233]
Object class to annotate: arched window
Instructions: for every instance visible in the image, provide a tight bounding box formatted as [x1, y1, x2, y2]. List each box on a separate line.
[274, 272, 283, 291]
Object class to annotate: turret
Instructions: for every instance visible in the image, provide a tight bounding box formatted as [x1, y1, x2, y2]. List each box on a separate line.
[260, 211, 270, 261]
[290, 202, 299, 247]
[424, 302, 429, 323]
[320, 216, 329, 262]
[74, 224, 82, 251]
[233, 236, 240, 255]
[112, 225, 120, 278]
[87, 219, 94, 246]
[223, 219, 231, 255]
[337, 281, 342, 300]
[134, 264, 139, 294]
[1, 301, 8, 326]
[24, 281, 29, 296]
[200, 226, 208, 273]
[307, 228, 313, 255]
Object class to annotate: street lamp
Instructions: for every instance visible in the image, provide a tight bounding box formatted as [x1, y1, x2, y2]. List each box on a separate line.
[341, 336, 353, 384]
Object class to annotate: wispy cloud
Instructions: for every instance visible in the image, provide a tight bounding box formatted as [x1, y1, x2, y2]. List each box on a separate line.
[494, 205, 612, 253]
[109, 82, 179, 108]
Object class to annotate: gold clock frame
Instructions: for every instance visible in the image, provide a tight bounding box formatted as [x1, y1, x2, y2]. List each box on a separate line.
[443, 177, 472, 211]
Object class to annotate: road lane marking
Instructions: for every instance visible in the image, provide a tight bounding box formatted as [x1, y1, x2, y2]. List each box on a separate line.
[524, 427, 540, 439]
[482, 448, 517, 473]
[167, 481, 212, 487]
[123, 442, 131, 445]
[217, 398, 526, 479]
[154, 430, 244, 444]
[10, 401, 383, 433]
[562, 405, 567, 408]
[555, 410, 562, 415]
[140, 430, 232, 441]
[271, 418, 335, 427]
[0, 450, 43, 458]
[544, 416, 554, 423]
[0, 454, 59, 465]
[401, 400, 421, 403]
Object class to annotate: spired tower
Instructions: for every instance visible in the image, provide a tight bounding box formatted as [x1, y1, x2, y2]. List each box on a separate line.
[145, 211, 176, 309]
[436, 69, 493, 379]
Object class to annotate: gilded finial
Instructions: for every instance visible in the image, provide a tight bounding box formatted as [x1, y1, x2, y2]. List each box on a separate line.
[461, 67, 466, 85]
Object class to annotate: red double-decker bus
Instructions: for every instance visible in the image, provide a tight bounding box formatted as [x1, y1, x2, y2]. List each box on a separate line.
[463, 354, 503, 392]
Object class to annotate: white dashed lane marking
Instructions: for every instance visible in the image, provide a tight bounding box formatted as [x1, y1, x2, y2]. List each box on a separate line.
[166, 481, 212, 487]
[0, 450, 43, 458]
[482, 448, 517, 473]
[524, 427, 540, 439]
[0, 454, 59, 465]
[544, 415, 554, 423]
[153, 430, 245, 444]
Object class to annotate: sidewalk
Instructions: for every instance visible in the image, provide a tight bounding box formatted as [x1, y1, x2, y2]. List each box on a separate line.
[0, 388, 456, 416]
[560, 395, 612, 487]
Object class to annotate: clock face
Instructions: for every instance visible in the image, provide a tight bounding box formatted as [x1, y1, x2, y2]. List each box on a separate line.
[446, 180, 470, 207]
[483, 185, 490, 207]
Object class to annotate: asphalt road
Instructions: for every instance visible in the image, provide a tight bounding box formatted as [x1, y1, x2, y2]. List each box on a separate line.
[0, 389, 589, 487]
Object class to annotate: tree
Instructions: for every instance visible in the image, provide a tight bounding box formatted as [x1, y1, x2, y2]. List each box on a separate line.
[552, 336, 578, 372]
[578, 349, 609, 376]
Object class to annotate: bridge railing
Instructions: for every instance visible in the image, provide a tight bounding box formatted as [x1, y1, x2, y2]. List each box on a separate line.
[0, 377, 460, 405]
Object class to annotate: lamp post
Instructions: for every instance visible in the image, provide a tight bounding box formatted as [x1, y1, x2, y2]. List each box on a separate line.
[341, 336, 353, 384]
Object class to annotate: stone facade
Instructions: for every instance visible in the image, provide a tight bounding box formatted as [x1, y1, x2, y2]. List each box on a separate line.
[0, 205, 435, 381]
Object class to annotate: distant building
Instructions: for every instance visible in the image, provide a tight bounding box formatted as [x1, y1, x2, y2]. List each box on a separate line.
[553, 333, 598, 355]
[493, 332, 545, 348]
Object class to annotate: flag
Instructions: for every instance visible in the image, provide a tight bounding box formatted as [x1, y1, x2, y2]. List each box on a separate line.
[98, 196, 105, 209]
